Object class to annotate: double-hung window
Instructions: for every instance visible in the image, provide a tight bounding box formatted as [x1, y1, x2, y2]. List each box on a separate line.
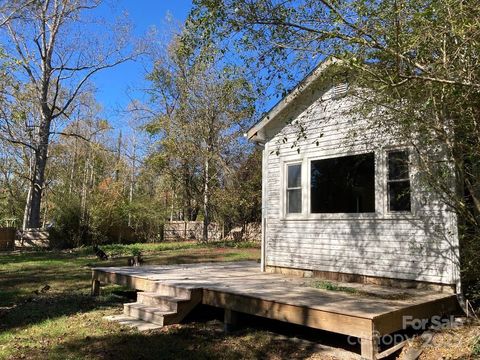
[387, 150, 411, 212]
[286, 163, 302, 214]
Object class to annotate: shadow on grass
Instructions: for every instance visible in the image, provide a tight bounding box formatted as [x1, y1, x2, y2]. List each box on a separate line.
[0, 262, 91, 307]
[47, 305, 358, 360]
[184, 305, 362, 358]
[0, 289, 124, 332]
[51, 321, 322, 360]
[0, 253, 131, 332]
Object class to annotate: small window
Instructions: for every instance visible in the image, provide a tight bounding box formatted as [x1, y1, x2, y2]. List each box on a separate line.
[286, 163, 302, 214]
[387, 150, 411, 212]
[311, 153, 375, 213]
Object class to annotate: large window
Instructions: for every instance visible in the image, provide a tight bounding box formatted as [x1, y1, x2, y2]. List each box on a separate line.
[310, 153, 375, 213]
[286, 163, 302, 214]
[387, 150, 411, 212]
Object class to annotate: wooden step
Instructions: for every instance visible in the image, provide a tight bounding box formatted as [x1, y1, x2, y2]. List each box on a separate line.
[123, 302, 177, 326]
[103, 314, 163, 331]
[149, 283, 193, 298]
[137, 292, 190, 311]
[122, 285, 203, 328]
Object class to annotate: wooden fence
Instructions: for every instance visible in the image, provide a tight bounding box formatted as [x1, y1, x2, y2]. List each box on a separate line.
[17, 228, 50, 248]
[163, 221, 221, 241]
[0, 227, 16, 251]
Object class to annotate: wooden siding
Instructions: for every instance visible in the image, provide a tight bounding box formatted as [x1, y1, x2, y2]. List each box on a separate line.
[263, 87, 459, 285]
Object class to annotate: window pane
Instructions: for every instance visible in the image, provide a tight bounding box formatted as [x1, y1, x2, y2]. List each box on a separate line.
[388, 151, 409, 180]
[388, 181, 411, 211]
[287, 164, 301, 188]
[287, 189, 302, 213]
[311, 153, 375, 213]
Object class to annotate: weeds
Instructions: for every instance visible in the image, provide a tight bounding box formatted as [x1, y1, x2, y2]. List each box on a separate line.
[312, 280, 358, 294]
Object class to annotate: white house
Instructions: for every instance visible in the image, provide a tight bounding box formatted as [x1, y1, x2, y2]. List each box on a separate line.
[247, 59, 460, 291]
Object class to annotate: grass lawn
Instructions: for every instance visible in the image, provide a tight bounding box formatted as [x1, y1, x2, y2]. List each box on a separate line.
[2, 242, 478, 360]
[0, 241, 327, 360]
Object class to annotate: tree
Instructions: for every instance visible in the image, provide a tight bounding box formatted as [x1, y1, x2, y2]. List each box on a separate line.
[0, 139, 27, 224]
[189, 0, 480, 298]
[0, 0, 137, 228]
[0, 43, 32, 227]
[145, 36, 254, 241]
[213, 149, 262, 232]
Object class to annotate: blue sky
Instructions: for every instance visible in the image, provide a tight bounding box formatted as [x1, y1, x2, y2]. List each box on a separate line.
[92, 1, 193, 131]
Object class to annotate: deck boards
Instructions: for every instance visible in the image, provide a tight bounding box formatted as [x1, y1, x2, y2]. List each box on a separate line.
[93, 261, 455, 320]
[93, 261, 460, 360]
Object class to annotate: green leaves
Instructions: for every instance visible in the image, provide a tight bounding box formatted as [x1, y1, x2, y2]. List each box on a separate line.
[144, 32, 256, 227]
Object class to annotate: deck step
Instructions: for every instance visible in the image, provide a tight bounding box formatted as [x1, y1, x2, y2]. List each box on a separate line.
[149, 283, 193, 298]
[137, 292, 190, 310]
[119, 286, 203, 328]
[123, 302, 178, 326]
[103, 314, 163, 331]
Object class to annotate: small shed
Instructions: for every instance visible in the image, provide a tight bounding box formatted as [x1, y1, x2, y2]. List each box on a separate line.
[247, 59, 460, 291]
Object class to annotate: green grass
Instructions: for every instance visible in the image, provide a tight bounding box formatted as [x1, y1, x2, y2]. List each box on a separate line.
[311, 280, 358, 294]
[73, 241, 200, 257]
[206, 240, 261, 249]
[0, 241, 317, 360]
[473, 336, 480, 356]
[72, 240, 260, 258]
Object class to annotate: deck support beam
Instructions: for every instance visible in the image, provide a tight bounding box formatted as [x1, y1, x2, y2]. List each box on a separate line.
[91, 277, 100, 296]
[224, 309, 239, 333]
[360, 337, 378, 360]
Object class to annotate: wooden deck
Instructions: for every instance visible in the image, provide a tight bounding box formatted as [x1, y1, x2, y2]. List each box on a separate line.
[92, 261, 460, 360]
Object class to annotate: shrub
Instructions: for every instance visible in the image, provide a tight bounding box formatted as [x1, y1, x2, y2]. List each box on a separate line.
[49, 197, 91, 249]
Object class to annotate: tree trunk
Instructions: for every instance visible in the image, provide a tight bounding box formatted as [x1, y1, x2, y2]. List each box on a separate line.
[170, 190, 175, 222]
[26, 119, 51, 229]
[22, 155, 34, 230]
[203, 156, 209, 242]
[42, 187, 48, 227]
[115, 131, 122, 182]
[22, 183, 31, 230]
[80, 150, 90, 222]
[128, 140, 136, 227]
[68, 122, 80, 195]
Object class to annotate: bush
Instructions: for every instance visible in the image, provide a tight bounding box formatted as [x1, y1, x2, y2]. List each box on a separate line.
[126, 197, 166, 242]
[461, 233, 480, 307]
[49, 197, 92, 249]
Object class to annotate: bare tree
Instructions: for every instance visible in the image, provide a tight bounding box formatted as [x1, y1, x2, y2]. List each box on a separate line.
[0, 0, 138, 228]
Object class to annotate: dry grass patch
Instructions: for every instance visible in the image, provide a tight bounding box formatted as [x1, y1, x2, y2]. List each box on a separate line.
[399, 319, 480, 360]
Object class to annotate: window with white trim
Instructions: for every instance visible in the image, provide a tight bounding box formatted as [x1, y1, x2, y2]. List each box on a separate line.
[387, 150, 411, 212]
[286, 163, 302, 214]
